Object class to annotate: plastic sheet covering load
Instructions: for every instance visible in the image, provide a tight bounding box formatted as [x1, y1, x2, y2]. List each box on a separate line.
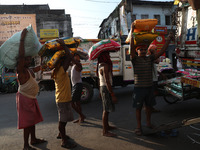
[75, 47, 89, 60]
[0, 25, 42, 69]
[0, 64, 3, 75]
[38, 37, 81, 57]
[126, 19, 158, 44]
[88, 39, 120, 60]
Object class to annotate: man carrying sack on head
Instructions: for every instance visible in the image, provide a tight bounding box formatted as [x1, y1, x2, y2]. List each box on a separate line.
[129, 22, 174, 136]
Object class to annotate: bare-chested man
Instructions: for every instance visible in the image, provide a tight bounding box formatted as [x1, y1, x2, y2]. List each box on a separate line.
[16, 28, 46, 150]
[96, 51, 117, 137]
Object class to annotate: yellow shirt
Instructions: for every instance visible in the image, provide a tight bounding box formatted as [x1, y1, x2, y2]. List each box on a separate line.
[54, 66, 71, 103]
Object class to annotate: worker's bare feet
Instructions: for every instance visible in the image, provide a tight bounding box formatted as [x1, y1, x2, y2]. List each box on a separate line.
[73, 119, 79, 123]
[57, 133, 70, 140]
[73, 115, 86, 124]
[108, 126, 117, 130]
[23, 145, 36, 150]
[79, 115, 86, 123]
[31, 138, 47, 145]
[103, 132, 117, 137]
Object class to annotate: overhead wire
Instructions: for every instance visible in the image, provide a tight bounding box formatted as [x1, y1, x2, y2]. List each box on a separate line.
[73, 23, 100, 26]
[72, 15, 104, 20]
[65, 7, 111, 14]
[72, 0, 120, 37]
[66, 0, 120, 37]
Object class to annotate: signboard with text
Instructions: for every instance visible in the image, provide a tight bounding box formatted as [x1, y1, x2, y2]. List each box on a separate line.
[181, 77, 200, 88]
[0, 14, 37, 45]
[152, 26, 168, 62]
[40, 29, 59, 38]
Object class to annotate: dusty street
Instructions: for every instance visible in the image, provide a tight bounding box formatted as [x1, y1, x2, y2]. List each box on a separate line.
[0, 85, 200, 150]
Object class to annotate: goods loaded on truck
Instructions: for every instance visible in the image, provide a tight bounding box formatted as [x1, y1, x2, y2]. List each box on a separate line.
[142, 1, 200, 138]
[0, 66, 18, 93]
[157, 0, 200, 104]
[35, 38, 133, 103]
[36, 19, 161, 103]
[36, 19, 175, 103]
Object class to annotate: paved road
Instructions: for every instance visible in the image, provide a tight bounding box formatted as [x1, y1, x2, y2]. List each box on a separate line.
[0, 85, 200, 150]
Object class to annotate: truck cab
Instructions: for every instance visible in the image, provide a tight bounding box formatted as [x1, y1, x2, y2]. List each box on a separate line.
[176, 3, 200, 58]
[0, 67, 18, 93]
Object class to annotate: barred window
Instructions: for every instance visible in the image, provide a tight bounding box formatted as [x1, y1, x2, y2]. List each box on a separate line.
[154, 15, 161, 25]
[141, 14, 149, 19]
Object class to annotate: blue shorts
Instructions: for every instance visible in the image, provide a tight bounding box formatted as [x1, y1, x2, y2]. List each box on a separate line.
[132, 86, 156, 109]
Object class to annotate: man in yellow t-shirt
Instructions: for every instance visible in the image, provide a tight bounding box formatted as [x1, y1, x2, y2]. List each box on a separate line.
[54, 67, 71, 103]
[52, 39, 76, 149]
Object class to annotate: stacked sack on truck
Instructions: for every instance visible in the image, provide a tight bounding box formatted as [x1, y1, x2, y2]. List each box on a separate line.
[126, 19, 158, 46]
[0, 25, 42, 69]
[76, 47, 89, 60]
[38, 37, 81, 70]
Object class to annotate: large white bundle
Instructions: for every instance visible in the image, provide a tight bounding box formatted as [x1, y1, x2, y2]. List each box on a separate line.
[0, 25, 41, 69]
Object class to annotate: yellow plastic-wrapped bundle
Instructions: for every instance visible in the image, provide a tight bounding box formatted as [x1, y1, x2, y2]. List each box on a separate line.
[69, 48, 77, 53]
[126, 32, 158, 44]
[45, 37, 80, 50]
[38, 37, 80, 56]
[134, 32, 158, 45]
[47, 50, 65, 69]
[125, 19, 158, 44]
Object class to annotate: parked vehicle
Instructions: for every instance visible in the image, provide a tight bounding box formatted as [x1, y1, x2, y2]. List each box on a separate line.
[0, 67, 18, 93]
[35, 39, 134, 103]
[176, 1, 200, 58]
[159, 0, 200, 104]
[36, 32, 177, 103]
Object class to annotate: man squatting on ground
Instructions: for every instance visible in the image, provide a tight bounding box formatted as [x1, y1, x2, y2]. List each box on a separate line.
[71, 53, 86, 123]
[96, 51, 118, 137]
[16, 28, 46, 150]
[52, 39, 77, 149]
[130, 22, 174, 136]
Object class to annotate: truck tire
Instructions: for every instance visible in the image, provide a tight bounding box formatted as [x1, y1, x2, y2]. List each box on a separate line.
[163, 94, 179, 104]
[81, 82, 93, 104]
[2, 84, 9, 93]
[11, 80, 18, 93]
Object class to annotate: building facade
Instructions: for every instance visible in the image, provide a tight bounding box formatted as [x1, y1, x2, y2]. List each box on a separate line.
[0, 4, 73, 39]
[98, 0, 175, 40]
